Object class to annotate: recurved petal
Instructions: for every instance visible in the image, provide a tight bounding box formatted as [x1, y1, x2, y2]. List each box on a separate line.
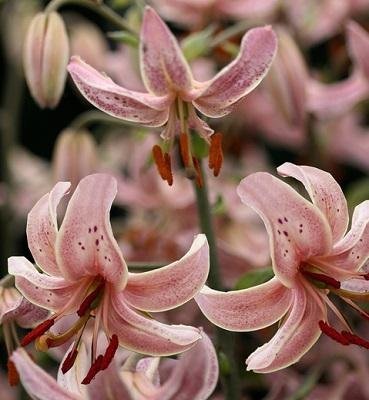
[7, 296, 49, 328]
[237, 173, 332, 287]
[56, 174, 128, 289]
[26, 181, 70, 276]
[277, 163, 349, 243]
[68, 56, 171, 126]
[347, 20, 369, 80]
[247, 289, 324, 373]
[195, 278, 292, 331]
[157, 330, 219, 400]
[8, 256, 84, 312]
[140, 6, 192, 96]
[125, 234, 209, 312]
[10, 348, 79, 400]
[106, 293, 201, 356]
[193, 26, 277, 117]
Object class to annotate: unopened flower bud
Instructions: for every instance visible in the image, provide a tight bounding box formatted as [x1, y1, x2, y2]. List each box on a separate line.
[23, 11, 69, 108]
[52, 129, 98, 190]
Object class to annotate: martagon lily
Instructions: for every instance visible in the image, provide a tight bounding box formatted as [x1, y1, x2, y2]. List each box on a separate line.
[8, 173, 210, 384]
[196, 162, 369, 372]
[67, 6, 277, 184]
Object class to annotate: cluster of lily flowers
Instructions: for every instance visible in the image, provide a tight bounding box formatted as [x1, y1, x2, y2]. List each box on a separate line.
[3, 0, 369, 399]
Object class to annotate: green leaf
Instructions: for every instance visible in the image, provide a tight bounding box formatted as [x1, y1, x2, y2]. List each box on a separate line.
[234, 267, 274, 290]
[191, 133, 209, 159]
[346, 178, 369, 212]
[218, 351, 230, 376]
[107, 31, 139, 47]
[181, 25, 216, 61]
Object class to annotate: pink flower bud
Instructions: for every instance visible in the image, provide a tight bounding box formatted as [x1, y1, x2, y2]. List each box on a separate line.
[52, 129, 98, 190]
[23, 11, 69, 108]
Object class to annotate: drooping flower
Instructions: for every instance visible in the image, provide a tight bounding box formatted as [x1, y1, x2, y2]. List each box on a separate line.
[10, 330, 218, 400]
[8, 173, 209, 384]
[196, 162, 369, 372]
[67, 6, 277, 184]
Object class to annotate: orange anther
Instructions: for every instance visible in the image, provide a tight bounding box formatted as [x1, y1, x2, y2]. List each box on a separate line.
[7, 359, 19, 386]
[152, 145, 173, 186]
[192, 157, 203, 188]
[179, 132, 191, 168]
[209, 133, 223, 177]
[164, 152, 173, 186]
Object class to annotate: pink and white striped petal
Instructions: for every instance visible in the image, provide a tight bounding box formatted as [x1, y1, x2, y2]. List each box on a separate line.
[195, 278, 292, 331]
[124, 234, 209, 312]
[8, 256, 82, 312]
[193, 26, 277, 117]
[68, 56, 171, 126]
[237, 172, 332, 287]
[140, 7, 192, 96]
[56, 174, 128, 289]
[26, 181, 70, 276]
[106, 294, 201, 356]
[277, 163, 349, 243]
[157, 330, 219, 400]
[247, 291, 325, 373]
[11, 349, 79, 400]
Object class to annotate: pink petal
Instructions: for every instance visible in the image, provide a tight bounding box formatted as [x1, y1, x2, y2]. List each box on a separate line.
[106, 293, 201, 356]
[340, 278, 369, 293]
[140, 7, 192, 96]
[157, 330, 219, 400]
[237, 172, 332, 287]
[195, 278, 292, 331]
[26, 181, 70, 276]
[8, 297, 49, 329]
[10, 348, 78, 400]
[347, 20, 369, 80]
[306, 73, 369, 119]
[125, 234, 209, 312]
[68, 56, 171, 126]
[8, 256, 84, 312]
[247, 288, 325, 373]
[277, 163, 349, 243]
[56, 174, 128, 289]
[193, 26, 277, 117]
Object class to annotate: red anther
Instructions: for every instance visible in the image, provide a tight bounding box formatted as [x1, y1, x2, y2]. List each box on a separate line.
[341, 331, 369, 349]
[164, 152, 173, 186]
[100, 334, 119, 370]
[208, 133, 223, 177]
[21, 318, 55, 347]
[7, 359, 19, 386]
[362, 273, 369, 281]
[77, 283, 104, 317]
[192, 157, 203, 188]
[81, 355, 103, 385]
[61, 348, 79, 374]
[179, 132, 190, 167]
[302, 270, 341, 289]
[319, 320, 350, 345]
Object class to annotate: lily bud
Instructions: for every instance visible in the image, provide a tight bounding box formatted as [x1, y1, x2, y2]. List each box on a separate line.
[52, 129, 98, 190]
[23, 11, 69, 108]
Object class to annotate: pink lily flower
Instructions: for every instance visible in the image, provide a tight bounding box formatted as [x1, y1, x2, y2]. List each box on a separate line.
[196, 162, 369, 372]
[67, 6, 277, 183]
[10, 331, 218, 400]
[8, 173, 209, 384]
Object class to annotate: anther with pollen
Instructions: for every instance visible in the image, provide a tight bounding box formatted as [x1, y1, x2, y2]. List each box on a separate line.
[152, 145, 173, 186]
[318, 321, 350, 345]
[179, 132, 190, 168]
[20, 318, 55, 347]
[7, 359, 19, 386]
[82, 355, 104, 385]
[208, 132, 223, 177]
[77, 282, 104, 317]
[100, 334, 119, 370]
[302, 270, 341, 289]
[61, 348, 79, 374]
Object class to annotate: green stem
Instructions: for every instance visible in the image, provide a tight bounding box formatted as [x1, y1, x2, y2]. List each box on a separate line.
[193, 161, 240, 400]
[210, 19, 251, 48]
[45, 0, 138, 36]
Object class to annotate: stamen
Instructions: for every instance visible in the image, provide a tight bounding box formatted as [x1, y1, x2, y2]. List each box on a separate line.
[152, 145, 173, 186]
[208, 132, 223, 177]
[61, 348, 79, 374]
[341, 331, 369, 349]
[362, 272, 369, 280]
[77, 282, 104, 317]
[302, 270, 341, 289]
[100, 334, 119, 370]
[21, 318, 55, 347]
[319, 320, 350, 345]
[81, 354, 103, 385]
[7, 359, 19, 386]
[192, 157, 203, 188]
[179, 132, 191, 168]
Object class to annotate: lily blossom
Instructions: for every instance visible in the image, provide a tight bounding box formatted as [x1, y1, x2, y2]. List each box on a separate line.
[8, 173, 209, 384]
[67, 6, 277, 183]
[196, 162, 369, 372]
[10, 331, 218, 400]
